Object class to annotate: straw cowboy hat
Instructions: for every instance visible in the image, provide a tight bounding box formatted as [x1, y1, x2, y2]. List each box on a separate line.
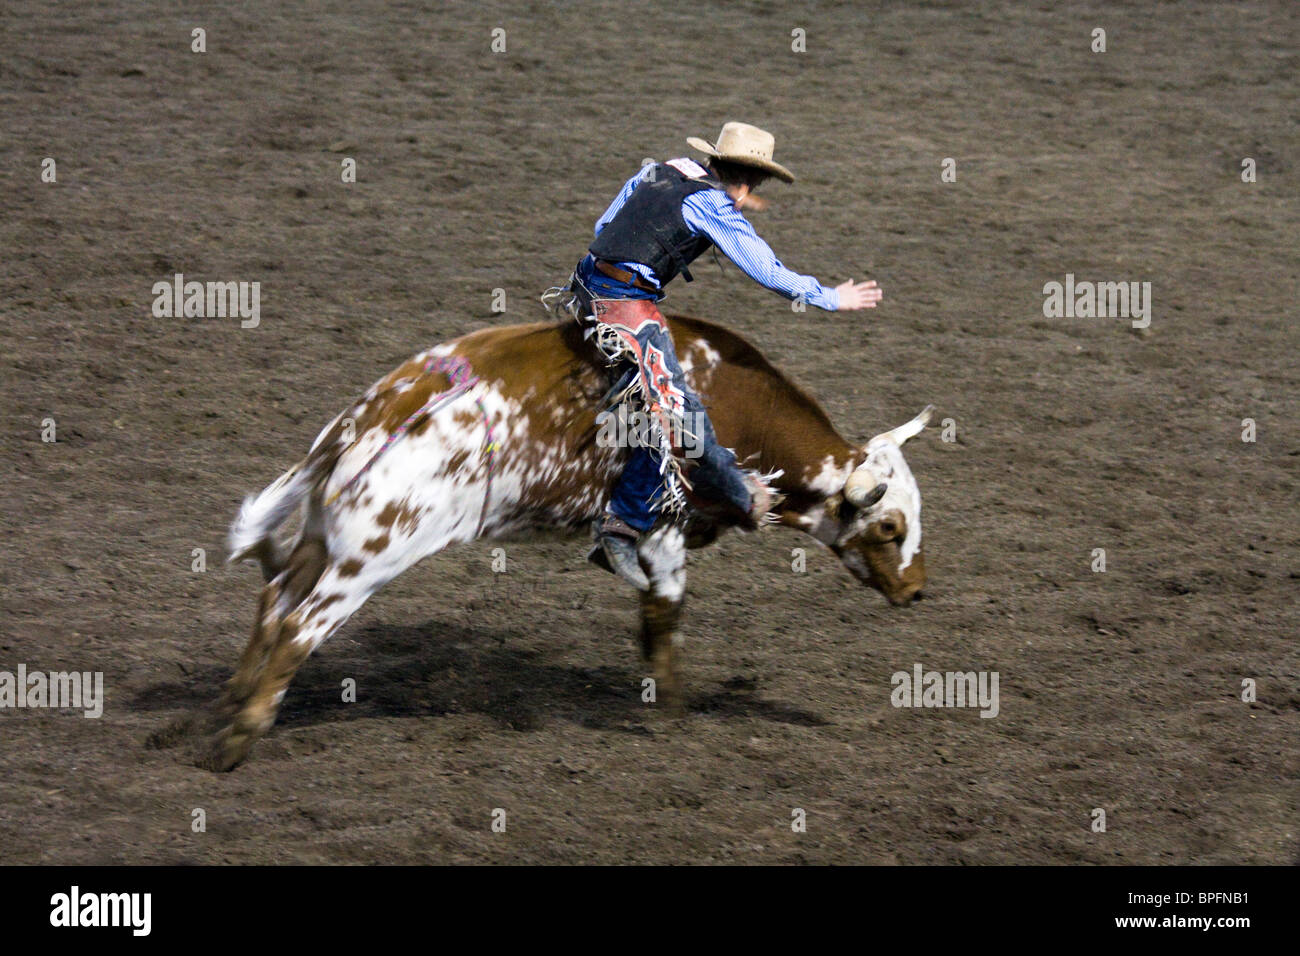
[687, 122, 795, 184]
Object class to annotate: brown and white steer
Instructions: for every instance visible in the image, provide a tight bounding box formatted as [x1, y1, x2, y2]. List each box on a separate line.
[214, 315, 931, 770]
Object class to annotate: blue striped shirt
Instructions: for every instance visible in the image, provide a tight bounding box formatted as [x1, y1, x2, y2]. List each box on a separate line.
[593, 161, 840, 311]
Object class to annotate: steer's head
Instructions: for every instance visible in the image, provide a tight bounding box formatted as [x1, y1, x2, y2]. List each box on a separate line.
[826, 405, 933, 607]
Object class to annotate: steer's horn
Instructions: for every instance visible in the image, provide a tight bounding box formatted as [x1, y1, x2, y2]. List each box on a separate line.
[844, 468, 887, 509]
[873, 404, 936, 446]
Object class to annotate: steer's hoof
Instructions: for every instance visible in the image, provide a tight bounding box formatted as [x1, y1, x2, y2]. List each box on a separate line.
[648, 648, 684, 715]
[655, 688, 686, 717]
[197, 714, 266, 772]
[197, 730, 252, 772]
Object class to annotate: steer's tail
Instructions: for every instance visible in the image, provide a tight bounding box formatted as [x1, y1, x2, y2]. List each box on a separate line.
[227, 417, 350, 580]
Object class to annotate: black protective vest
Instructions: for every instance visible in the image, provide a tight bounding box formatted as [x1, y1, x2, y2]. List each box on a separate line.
[589, 163, 722, 285]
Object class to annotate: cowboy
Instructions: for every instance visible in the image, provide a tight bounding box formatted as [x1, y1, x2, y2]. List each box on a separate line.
[568, 122, 883, 588]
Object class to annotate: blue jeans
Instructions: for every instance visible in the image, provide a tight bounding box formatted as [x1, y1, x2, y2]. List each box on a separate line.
[573, 256, 752, 532]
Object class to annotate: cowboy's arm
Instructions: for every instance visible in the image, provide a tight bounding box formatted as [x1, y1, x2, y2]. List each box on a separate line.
[594, 165, 655, 239]
[682, 191, 840, 311]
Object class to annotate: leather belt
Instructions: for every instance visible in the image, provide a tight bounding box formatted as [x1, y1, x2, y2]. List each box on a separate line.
[593, 259, 660, 294]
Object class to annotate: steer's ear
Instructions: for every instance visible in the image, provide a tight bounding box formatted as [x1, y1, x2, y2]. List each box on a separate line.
[871, 405, 935, 447]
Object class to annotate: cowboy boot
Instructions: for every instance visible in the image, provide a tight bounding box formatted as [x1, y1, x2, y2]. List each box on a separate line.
[587, 514, 650, 590]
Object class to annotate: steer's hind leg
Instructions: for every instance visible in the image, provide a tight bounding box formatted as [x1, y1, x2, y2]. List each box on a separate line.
[637, 525, 687, 710]
[220, 577, 282, 716]
[220, 534, 326, 714]
[205, 523, 379, 770]
[206, 559, 378, 771]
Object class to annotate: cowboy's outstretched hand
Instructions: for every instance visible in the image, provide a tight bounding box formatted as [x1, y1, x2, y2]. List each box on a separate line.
[836, 279, 883, 310]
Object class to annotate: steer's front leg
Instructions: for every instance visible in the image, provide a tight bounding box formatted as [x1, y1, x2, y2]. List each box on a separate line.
[637, 525, 687, 710]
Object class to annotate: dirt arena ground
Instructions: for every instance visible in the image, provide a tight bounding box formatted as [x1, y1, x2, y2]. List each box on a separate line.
[1, 0, 1296, 865]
